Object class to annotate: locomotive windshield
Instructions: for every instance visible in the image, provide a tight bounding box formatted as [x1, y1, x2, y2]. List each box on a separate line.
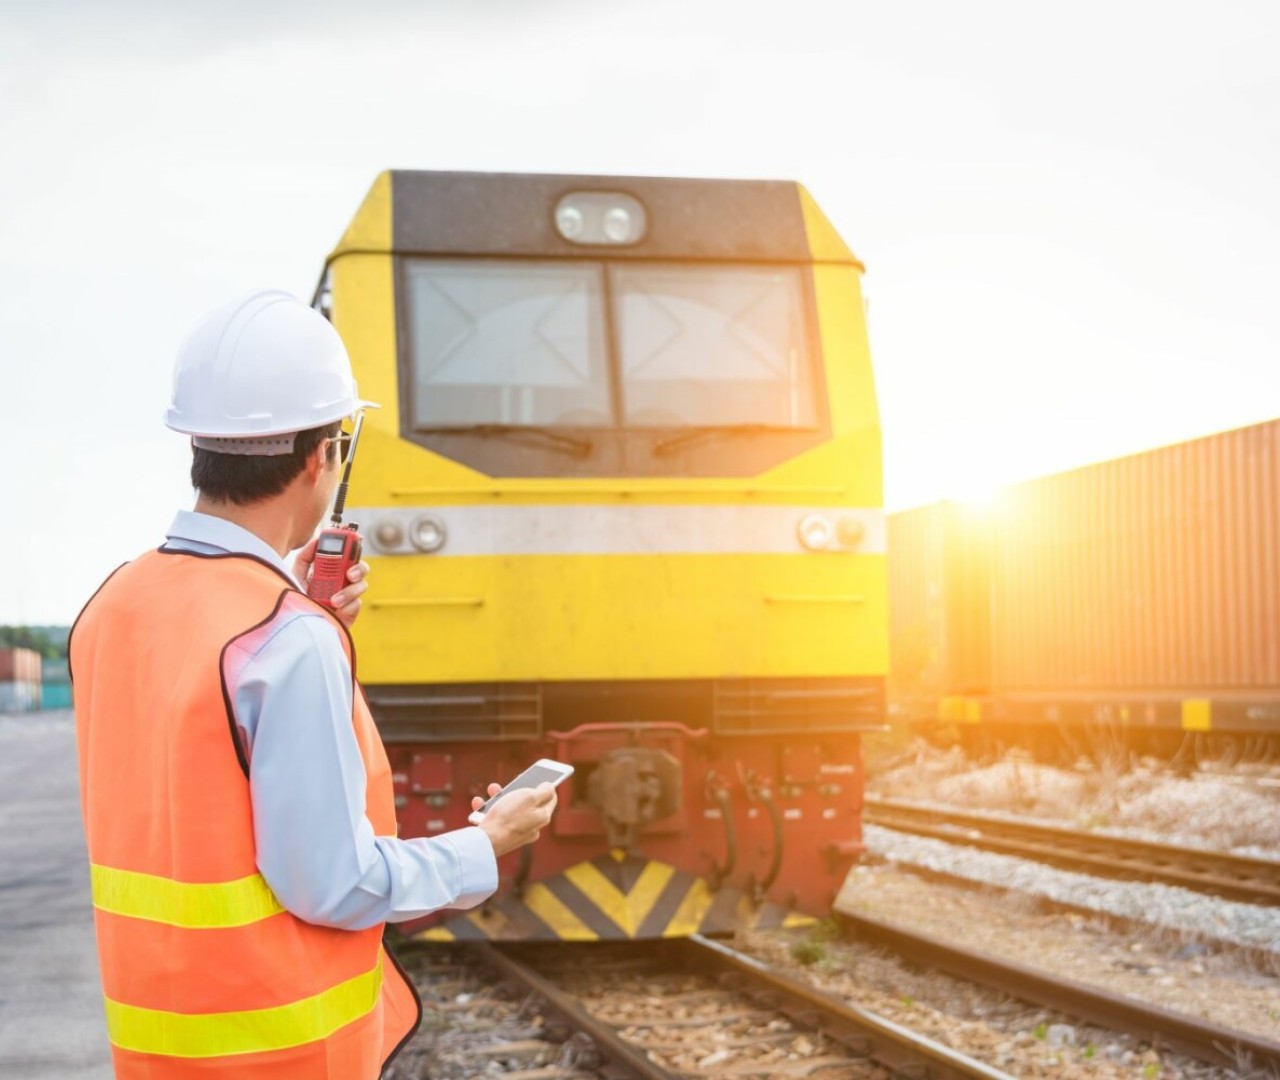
[403, 259, 817, 432]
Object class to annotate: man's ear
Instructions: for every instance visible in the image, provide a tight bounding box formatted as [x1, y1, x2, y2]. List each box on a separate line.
[302, 440, 330, 484]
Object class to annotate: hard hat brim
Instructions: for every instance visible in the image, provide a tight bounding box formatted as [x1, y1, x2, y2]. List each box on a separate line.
[165, 399, 380, 439]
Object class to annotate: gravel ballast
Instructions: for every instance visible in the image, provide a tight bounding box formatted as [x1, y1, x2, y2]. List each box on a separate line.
[810, 740, 1280, 1071]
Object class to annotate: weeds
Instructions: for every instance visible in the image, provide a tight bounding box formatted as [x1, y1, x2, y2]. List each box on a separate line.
[788, 940, 826, 966]
[788, 917, 841, 966]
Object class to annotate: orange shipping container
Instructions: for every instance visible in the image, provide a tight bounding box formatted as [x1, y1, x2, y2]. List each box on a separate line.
[987, 419, 1280, 695]
[888, 418, 1280, 734]
[0, 647, 41, 684]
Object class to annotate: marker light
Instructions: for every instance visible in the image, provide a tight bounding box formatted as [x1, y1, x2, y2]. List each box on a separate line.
[836, 515, 865, 548]
[372, 519, 405, 551]
[798, 513, 834, 551]
[553, 191, 647, 246]
[410, 515, 447, 553]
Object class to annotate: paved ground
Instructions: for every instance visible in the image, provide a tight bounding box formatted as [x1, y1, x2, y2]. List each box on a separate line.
[0, 711, 112, 1078]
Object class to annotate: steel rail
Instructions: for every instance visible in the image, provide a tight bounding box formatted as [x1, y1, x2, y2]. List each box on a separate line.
[835, 909, 1280, 1072]
[469, 941, 677, 1080]
[680, 935, 1016, 1080]
[473, 937, 1015, 1079]
[864, 794, 1280, 905]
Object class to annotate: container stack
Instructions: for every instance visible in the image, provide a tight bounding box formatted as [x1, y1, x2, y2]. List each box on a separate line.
[0, 647, 42, 712]
[41, 658, 71, 709]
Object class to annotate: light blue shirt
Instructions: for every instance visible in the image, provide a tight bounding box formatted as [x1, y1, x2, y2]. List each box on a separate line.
[163, 510, 498, 931]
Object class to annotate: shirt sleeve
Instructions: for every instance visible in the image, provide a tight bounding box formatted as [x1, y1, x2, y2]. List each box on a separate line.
[224, 610, 499, 931]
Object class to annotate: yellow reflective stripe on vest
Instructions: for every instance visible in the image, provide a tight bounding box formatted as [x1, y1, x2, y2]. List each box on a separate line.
[104, 958, 383, 1058]
[91, 864, 285, 928]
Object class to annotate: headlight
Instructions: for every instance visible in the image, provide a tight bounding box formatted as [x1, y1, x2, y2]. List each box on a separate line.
[553, 191, 647, 245]
[410, 515, 447, 553]
[836, 515, 865, 548]
[797, 513, 834, 551]
[372, 519, 405, 551]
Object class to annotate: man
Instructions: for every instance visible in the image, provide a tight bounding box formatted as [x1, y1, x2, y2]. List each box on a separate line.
[70, 290, 557, 1078]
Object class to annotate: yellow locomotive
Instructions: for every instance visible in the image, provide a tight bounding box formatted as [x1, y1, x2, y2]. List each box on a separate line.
[317, 171, 886, 940]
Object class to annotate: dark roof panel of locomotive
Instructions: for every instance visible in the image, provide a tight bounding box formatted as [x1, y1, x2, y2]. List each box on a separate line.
[388, 170, 855, 264]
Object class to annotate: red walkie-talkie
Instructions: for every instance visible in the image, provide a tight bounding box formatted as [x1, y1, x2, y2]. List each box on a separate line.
[307, 413, 365, 609]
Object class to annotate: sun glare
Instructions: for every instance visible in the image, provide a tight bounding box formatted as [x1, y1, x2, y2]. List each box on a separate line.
[947, 480, 1003, 507]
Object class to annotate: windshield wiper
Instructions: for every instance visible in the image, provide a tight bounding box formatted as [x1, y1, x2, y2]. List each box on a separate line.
[454, 424, 594, 458]
[652, 423, 811, 457]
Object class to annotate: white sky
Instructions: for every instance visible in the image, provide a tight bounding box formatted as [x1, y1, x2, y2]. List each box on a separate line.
[2, 0, 1277, 624]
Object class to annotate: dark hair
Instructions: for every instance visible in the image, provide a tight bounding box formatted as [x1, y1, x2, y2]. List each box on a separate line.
[191, 422, 340, 506]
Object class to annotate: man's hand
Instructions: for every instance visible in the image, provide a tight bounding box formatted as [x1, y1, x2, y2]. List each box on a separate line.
[472, 782, 558, 857]
[292, 539, 371, 628]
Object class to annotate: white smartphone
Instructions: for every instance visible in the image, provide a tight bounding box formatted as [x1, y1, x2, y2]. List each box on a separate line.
[467, 758, 574, 825]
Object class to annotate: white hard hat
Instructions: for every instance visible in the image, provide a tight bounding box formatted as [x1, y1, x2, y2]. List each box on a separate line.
[165, 289, 377, 448]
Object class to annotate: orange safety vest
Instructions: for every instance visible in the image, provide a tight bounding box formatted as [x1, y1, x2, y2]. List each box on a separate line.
[70, 549, 421, 1078]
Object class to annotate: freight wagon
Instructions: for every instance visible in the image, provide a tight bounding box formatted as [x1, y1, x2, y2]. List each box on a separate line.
[888, 418, 1280, 758]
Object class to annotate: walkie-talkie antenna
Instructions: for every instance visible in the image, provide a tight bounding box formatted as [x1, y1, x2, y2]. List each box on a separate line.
[329, 412, 365, 526]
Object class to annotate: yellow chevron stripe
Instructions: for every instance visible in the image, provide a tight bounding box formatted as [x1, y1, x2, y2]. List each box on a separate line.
[415, 903, 522, 942]
[629, 862, 676, 929]
[470, 907, 519, 939]
[666, 877, 716, 936]
[522, 882, 600, 940]
[564, 860, 675, 936]
[460, 905, 519, 941]
[91, 864, 284, 929]
[419, 857, 817, 941]
[104, 958, 381, 1058]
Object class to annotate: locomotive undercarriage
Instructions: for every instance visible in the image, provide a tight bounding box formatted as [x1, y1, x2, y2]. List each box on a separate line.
[373, 676, 883, 941]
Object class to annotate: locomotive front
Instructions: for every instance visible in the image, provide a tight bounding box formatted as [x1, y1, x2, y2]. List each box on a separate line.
[318, 170, 887, 940]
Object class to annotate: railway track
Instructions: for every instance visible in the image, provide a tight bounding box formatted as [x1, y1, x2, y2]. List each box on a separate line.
[469, 936, 1013, 1078]
[390, 922, 1280, 1077]
[832, 909, 1280, 1074]
[864, 794, 1280, 906]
